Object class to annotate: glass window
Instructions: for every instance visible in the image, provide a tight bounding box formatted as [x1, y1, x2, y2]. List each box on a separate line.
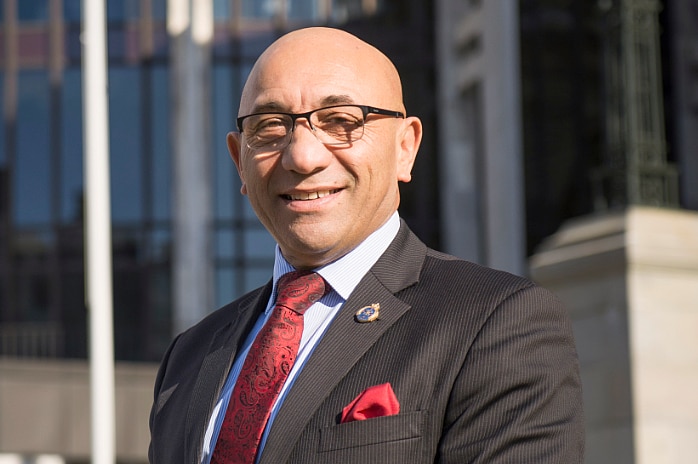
[19, 0, 48, 22]
[150, 228, 171, 262]
[16, 258, 50, 320]
[330, 0, 387, 22]
[213, 64, 236, 220]
[240, 35, 275, 58]
[61, 68, 84, 223]
[215, 229, 236, 260]
[63, 0, 81, 21]
[244, 267, 272, 294]
[215, 267, 237, 308]
[0, 74, 4, 166]
[66, 25, 82, 61]
[214, 0, 230, 19]
[15, 70, 51, 226]
[331, 0, 361, 22]
[113, 259, 145, 360]
[152, 0, 167, 21]
[151, 66, 170, 221]
[108, 27, 127, 59]
[288, 0, 318, 20]
[14, 227, 54, 335]
[242, 0, 280, 19]
[242, 196, 258, 220]
[243, 228, 276, 259]
[108, 0, 141, 21]
[109, 66, 143, 223]
[145, 263, 172, 360]
[60, 267, 87, 358]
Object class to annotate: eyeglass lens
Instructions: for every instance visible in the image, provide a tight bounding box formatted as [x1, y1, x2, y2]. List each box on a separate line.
[242, 105, 365, 150]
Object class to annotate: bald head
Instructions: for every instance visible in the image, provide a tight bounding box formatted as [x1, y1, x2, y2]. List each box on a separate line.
[239, 27, 405, 116]
[227, 27, 422, 269]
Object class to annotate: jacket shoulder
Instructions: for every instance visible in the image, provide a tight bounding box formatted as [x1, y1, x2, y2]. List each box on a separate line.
[421, 247, 536, 298]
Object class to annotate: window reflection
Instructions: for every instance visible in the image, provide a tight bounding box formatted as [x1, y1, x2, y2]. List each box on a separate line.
[242, 0, 280, 19]
[1, 0, 399, 363]
[214, 0, 229, 19]
[18, 0, 48, 22]
[151, 66, 171, 222]
[0, 74, 4, 166]
[152, 0, 167, 20]
[213, 64, 237, 221]
[63, 0, 81, 21]
[107, 0, 141, 21]
[109, 67, 143, 223]
[215, 268, 236, 309]
[60, 69, 83, 224]
[16, 70, 50, 226]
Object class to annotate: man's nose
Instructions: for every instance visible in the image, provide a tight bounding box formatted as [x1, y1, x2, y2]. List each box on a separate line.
[281, 120, 332, 174]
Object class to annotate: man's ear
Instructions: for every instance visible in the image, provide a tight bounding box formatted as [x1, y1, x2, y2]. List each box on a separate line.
[227, 132, 247, 195]
[396, 116, 422, 183]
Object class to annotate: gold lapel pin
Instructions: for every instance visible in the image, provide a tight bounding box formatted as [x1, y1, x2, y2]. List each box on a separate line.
[355, 303, 380, 323]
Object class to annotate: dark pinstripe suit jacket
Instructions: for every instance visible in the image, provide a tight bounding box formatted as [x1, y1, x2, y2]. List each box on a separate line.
[149, 221, 584, 463]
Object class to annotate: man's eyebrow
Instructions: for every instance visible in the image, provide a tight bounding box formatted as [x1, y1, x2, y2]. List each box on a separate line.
[248, 101, 287, 113]
[319, 95, 356, 106]
[247, 95, 357, 114]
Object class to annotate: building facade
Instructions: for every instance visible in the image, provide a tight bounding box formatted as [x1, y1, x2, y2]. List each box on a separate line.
[0, 0, 439, 364]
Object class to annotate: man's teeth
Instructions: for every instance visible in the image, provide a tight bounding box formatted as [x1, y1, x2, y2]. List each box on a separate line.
[288, 190, 334, 201]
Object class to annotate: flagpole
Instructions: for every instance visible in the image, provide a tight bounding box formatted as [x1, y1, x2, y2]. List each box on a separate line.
[81, 0, 116, 462]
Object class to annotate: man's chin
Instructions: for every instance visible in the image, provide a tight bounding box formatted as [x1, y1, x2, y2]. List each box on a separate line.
[280, 237, 350, 269]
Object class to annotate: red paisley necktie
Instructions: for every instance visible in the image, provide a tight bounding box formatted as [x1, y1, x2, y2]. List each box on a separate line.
[210, 270, 326, 464]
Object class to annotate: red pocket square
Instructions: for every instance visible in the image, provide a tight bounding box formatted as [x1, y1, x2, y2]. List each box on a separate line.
[340, 382, 400, 424]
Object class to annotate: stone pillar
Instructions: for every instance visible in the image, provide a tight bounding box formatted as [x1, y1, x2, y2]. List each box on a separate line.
[530, 206, 698, 464]
[168, 0, 214, 334]
[436, 0, 525, 275]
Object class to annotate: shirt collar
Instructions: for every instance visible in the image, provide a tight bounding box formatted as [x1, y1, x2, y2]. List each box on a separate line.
[271, 212, 401, 302]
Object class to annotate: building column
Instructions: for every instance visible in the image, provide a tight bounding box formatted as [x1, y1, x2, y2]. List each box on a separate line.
[530, 207, 698, 464]
[168, 0, 214, 334]
[436, 0, 525, 275]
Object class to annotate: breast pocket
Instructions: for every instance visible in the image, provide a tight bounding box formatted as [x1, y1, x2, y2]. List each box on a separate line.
[319, 410, 426, 456]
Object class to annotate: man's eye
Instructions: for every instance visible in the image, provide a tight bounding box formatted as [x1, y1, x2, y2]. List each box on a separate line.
[252, 117, 288, 135]
[319, 113, 361, 127]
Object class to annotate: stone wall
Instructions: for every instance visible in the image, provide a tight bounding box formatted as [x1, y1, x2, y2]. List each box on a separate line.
[530, 206, 698, 464]
[0, 359, 156, 462]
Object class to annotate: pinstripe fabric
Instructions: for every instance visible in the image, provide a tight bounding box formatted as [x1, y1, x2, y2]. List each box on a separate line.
[149, 221, 585, 464]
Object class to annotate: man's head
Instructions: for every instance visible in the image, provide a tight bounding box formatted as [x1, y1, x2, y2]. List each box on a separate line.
[227, 27, 422, 269]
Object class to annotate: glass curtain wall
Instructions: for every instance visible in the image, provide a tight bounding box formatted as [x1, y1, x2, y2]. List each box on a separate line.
[0, 0, 395, 362]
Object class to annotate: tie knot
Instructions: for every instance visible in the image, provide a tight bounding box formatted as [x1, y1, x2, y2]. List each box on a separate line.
[276, 271, 326, 314]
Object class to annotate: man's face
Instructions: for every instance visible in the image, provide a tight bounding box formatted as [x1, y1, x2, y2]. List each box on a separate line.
[228, 28, 421, 269]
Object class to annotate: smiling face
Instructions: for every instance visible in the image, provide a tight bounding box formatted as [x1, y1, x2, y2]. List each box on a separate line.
[228, 27, 422, 269]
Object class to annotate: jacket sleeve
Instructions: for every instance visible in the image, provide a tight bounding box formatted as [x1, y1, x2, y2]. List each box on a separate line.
[148, 333, 181, 464]
[438, 284, 585, 463]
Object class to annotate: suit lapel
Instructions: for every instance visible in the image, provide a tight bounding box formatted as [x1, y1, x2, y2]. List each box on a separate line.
[259, 223, 427, 464]
[184, 283, 272, 463]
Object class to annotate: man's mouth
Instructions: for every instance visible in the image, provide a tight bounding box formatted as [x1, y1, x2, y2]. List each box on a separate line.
[283, 189, 339, 201]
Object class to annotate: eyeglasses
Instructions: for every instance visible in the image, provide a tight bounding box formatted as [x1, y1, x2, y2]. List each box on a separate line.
[236, 104, 405, 151]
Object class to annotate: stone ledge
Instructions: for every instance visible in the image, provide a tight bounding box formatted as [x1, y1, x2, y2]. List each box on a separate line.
[0, 358, 157, 462]
[530, 207, 698, 283]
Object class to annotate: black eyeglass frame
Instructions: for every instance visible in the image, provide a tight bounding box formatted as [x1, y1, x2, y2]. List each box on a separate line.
[236, 104, 405, 146]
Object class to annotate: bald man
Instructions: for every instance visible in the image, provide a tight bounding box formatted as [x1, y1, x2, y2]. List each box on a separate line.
[149, 27, 584, 464]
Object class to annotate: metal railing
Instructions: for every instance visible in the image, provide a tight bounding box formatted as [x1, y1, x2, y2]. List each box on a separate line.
[0, 323, 63, 358]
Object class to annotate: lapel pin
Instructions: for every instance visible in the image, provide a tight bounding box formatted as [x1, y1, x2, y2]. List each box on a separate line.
[355, 303, 380, 323]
